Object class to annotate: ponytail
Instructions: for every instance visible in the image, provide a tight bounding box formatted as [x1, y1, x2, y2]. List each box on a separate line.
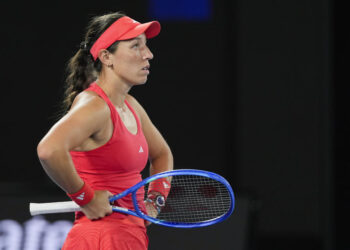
[61, 12, 125, 115]
[62, 48, 96, 113]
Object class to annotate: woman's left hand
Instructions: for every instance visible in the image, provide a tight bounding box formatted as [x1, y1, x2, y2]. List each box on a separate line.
[144, 200, 159, 226]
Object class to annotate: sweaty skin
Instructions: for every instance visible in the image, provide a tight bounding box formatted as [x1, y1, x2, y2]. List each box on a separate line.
[37, 34, 173, 220]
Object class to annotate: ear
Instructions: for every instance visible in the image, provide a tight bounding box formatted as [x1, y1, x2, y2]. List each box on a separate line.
[97, 49, 112, 66]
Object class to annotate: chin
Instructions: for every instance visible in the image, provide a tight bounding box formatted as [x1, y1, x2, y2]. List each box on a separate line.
[134, 78, 148, 86]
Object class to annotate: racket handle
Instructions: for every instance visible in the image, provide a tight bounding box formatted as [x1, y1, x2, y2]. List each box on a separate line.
[29, 201, 81, 216]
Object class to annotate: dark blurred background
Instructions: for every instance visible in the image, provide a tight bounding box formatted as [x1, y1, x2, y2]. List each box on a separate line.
[0, 0, 347, 249]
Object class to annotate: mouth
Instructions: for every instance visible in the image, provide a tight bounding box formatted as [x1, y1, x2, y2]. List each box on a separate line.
[142, 65, 150, 74]
[142, 65, 150, 70]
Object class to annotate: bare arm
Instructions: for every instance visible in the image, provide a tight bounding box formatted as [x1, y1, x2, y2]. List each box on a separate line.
[37, 93, 113, 219]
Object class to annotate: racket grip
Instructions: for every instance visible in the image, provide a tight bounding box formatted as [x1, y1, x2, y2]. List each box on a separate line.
[29, 201, 81, 216]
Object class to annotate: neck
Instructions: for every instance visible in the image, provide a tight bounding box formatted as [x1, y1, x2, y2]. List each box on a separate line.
[96, 71, 131, 108]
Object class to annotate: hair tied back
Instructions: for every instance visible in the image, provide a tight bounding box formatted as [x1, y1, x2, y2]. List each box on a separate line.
[80, 41, 88, 50]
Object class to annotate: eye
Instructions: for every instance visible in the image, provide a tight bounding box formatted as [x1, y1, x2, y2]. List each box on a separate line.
[132, 42, 140, 49]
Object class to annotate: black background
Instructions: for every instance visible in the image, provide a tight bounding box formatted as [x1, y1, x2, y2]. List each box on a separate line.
[0, 0, 348, 249]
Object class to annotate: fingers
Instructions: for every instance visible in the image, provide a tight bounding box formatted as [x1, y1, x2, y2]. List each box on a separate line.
[145, 200, 158, 218]
[81, 190, 113, 220]
[106, 202, 113, 215]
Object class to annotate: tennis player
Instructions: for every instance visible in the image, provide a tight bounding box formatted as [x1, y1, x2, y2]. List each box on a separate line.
[37, 12, 173, 249]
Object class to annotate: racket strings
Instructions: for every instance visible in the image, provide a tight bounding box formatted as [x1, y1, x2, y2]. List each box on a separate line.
[144, 175, 232, 224]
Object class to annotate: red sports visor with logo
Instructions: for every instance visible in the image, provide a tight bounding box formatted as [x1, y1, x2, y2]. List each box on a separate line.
[90, 16, 161, 60]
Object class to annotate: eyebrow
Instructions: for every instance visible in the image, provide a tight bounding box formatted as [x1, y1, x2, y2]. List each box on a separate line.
[131, 37, 147, 43]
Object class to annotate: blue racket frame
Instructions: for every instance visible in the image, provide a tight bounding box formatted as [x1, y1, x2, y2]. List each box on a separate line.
[109, 169, 235, 228]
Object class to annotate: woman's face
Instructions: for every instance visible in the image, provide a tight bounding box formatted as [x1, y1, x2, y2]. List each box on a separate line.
[110, 33, 153, 85]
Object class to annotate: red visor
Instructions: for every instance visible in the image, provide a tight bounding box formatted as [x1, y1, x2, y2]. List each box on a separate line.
[90, 16, 161, 61]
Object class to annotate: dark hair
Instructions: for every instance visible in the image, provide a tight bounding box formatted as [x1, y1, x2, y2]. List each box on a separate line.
[62, 12, 125, 113]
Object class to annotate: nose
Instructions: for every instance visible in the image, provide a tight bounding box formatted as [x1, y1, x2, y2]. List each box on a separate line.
[142, 45, 154, 60]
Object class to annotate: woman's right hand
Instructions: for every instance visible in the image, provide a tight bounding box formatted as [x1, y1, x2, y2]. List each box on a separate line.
[80, 190, 113, 220]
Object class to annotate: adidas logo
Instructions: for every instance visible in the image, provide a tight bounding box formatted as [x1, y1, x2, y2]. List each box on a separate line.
[77, 192, 85, 200]
[139, 146, 144, 153]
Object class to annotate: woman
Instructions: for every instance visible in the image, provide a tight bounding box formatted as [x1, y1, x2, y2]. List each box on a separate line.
[37, 12, 173, 249]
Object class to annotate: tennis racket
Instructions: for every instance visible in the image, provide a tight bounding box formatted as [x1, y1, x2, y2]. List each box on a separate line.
[29, 169, 235, 228]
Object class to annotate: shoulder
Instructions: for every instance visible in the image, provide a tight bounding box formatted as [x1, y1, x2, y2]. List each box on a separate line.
[68, 90, 110, 121]
[126, 94, 141, 109]
[126, 94, 148, 122]
[71, 91, 108, 111]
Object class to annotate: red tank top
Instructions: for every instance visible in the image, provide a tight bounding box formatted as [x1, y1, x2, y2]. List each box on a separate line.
[70, 82, 149, 222]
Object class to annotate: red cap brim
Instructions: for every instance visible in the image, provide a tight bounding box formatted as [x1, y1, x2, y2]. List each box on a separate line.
[120, 21, 161, 40]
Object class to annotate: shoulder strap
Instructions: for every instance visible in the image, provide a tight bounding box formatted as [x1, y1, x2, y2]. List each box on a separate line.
[85, 82, 117, 124]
